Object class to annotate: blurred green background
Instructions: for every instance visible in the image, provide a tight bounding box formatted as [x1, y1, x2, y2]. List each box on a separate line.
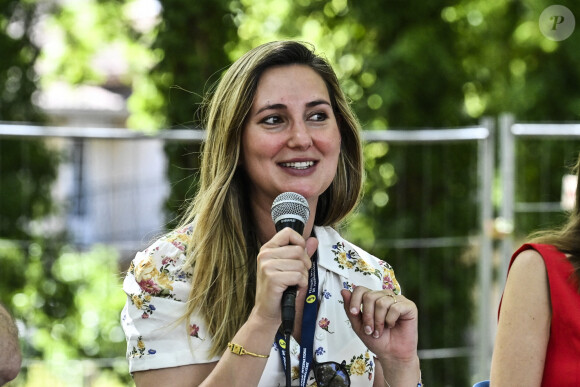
[2, 0, 580, 386]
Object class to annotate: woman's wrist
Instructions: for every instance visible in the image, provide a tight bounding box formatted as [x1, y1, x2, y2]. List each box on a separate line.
[379, 354, 421, 387]
[247, 306, 282, 333]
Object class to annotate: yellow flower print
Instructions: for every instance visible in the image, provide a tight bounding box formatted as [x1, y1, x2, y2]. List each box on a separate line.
[346, 353, 373, 378]
[356, 258, 373, 273]
[137, 339, 145, 350]
[331, 242, 361, 270]
[291, 365, 300, 380]
[132, 294, 143, 309]
[135, 257, 159, 282]
[350, 358, 366, 376]
[156, 271, 174, 291]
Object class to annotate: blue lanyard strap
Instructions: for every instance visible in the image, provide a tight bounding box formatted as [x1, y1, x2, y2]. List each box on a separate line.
[275, 252, 319, 387]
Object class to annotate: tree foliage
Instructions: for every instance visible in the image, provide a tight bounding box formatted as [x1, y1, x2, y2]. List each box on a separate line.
[146, 0, 239, 226]
[0, 2, 127, 384]
[0, 0, 59, 238]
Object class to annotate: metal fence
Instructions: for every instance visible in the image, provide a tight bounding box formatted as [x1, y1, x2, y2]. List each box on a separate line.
[486, 115, 580, 387]
[1, 121, 495, 385]
[499, 114, 580, 286]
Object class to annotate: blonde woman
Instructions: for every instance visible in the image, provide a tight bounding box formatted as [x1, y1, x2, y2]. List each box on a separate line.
[121, 41, 420, 387]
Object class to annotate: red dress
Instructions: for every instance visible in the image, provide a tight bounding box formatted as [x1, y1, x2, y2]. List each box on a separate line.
[499, 244, 580, 386]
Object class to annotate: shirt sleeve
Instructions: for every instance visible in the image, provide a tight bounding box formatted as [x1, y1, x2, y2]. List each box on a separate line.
[120, 229, 220, 372]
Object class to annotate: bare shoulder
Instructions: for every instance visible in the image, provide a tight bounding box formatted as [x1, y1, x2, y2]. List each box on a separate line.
[508, 248, 547, 283]
[502, 247, 551, 317]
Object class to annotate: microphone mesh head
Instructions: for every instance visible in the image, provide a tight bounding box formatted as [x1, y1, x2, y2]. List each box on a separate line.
[271, 192, 310, 224]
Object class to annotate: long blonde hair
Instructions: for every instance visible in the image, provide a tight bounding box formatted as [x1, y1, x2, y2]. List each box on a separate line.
[179, 41, 364, 357]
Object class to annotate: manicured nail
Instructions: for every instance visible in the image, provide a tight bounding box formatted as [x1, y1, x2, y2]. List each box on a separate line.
[373, 330, 379, 338]
[364, 326, 372, 335]
[350, 307, 358, 315]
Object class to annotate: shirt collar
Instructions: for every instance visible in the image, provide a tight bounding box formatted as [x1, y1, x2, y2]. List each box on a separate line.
[313, 226, 351, 278]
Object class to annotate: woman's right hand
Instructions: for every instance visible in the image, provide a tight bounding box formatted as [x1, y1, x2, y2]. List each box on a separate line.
[252, 227, 318, 325]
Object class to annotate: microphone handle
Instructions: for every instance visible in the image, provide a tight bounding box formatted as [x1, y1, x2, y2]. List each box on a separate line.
[275, 218, 305, 335]
[281, 286, 297, 335]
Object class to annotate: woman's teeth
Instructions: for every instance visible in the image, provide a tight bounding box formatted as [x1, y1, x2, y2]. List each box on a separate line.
[281, 161, 314, 169]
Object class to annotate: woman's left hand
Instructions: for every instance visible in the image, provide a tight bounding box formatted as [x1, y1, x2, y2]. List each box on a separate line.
[341, 287, 418, 363]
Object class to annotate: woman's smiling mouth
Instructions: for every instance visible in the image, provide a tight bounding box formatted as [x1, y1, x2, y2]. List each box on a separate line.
[279, 161, 316, 170]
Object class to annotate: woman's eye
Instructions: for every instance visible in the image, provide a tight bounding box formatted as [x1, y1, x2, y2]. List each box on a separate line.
[310, 112, 328, 121]
[261, 115, 282, 125]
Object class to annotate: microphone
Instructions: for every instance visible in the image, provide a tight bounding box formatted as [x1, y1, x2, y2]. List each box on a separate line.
[271, 192, 310, 335]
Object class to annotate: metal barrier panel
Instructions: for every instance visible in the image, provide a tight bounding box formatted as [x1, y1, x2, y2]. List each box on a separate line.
[0, 122, 493, 385]
[500, 115, 580, 285]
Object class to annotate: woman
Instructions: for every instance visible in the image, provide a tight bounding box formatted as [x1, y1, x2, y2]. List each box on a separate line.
[490, 153, 580, 386]
[121, 40, 420, 386]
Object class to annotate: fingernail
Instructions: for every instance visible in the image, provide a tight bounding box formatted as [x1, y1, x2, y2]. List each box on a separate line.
[350, 307, 358, 315]
[373, 330, 379, 338]
[364, 326, 372, 335]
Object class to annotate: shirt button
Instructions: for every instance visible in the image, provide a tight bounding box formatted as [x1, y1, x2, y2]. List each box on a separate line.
[316, 333, 324, 340]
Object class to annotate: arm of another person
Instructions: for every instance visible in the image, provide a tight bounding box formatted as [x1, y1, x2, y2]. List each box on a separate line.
[0, 303, 22, 385]
[490, 249, 551, 386]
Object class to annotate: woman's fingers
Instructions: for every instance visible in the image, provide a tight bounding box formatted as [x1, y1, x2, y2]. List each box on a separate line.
[342, 286, 406, 338]
[342, 286, 418, 362]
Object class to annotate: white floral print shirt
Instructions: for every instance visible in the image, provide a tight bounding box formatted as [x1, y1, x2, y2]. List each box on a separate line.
[121, 225, 401, 386]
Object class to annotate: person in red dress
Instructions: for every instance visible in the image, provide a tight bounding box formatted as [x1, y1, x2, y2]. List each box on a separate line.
[491, 153, 580, 386]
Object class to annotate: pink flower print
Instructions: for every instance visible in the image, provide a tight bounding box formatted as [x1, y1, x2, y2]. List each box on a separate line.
[139, 278, 162, 295]
[142, 312, 149, 319]
[162, 255, 177, 265]
[190, 324, 199, 337]
[318, 318, 334, 333]
[382, 275, 395, 290]
[190, 324, 204, 340]
[170, 240, 185, 251]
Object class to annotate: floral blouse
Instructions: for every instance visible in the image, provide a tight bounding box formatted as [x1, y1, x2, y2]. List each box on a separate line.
[121, 225, 401, 386]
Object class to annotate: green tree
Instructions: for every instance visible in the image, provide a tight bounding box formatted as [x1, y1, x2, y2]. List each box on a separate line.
[1, 2, 129, 384]
[0, 0, 59, 238]
[0, 0, 60, 325]
[128, 0, 239, 225]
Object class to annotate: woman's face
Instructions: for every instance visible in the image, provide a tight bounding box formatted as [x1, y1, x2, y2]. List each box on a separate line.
[241, 64, 342, 208]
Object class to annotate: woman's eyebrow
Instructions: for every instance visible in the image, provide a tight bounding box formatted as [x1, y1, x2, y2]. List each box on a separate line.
[305, 99, 331, 108]
[256, 103, 286, 114]
[256, 99, 331, 115]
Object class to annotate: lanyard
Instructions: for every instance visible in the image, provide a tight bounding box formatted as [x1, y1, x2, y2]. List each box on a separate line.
[275, 252, 319, 387]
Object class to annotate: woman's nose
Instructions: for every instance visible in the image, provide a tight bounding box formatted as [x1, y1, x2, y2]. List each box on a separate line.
[287, 121, 313, 150]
